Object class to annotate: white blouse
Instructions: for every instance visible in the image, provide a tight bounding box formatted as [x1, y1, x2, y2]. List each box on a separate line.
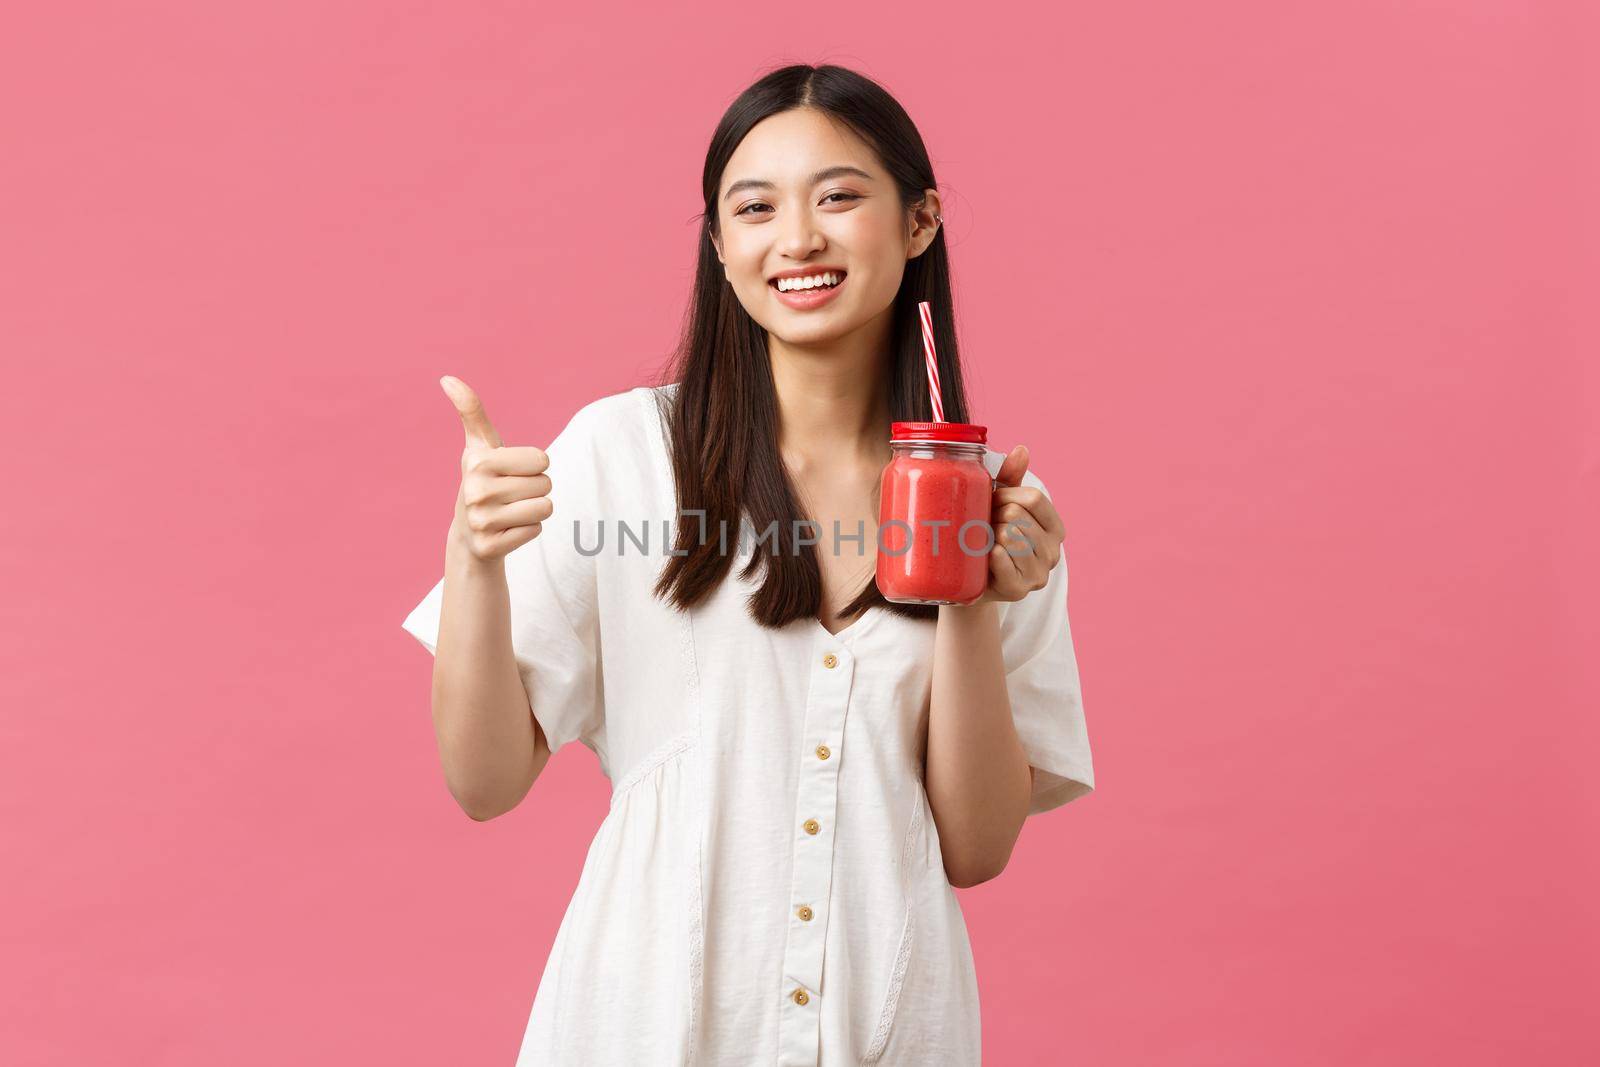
[402, 383, 1095, 1065]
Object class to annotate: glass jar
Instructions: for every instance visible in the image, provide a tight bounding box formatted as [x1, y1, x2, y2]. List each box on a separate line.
[876, 421, 995, 606]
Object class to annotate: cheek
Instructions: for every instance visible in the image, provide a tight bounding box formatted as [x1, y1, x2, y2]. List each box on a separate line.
[843, 230, 909, 294]
[845, 261, 904, 311]
[722, 243, 765, 287]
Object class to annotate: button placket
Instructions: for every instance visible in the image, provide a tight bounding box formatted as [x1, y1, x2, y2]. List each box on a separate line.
[777, 638, 857, 1067]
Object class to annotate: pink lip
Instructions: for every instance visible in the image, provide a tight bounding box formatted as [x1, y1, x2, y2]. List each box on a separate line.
[771, 274, 847, 310]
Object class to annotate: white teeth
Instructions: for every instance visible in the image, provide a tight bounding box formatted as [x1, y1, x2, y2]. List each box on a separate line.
[777, 272, 841, 292]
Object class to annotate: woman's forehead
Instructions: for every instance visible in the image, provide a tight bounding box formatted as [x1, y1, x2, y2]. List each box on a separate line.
[722, 111, 875, 193]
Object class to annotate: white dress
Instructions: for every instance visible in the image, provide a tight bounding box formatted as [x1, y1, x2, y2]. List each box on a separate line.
[401, 383, 1095, 1065]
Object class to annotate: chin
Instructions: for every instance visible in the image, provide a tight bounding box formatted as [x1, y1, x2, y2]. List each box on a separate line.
[765, 317, 860, 346]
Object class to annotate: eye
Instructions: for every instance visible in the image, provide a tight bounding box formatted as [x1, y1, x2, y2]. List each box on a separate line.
[734, 192, 859, 217]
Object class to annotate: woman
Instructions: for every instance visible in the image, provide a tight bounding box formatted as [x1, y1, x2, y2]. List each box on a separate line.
[402, 63, 1095, 1066]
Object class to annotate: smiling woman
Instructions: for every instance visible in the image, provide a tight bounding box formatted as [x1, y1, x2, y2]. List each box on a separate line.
[403, 62, 1094, 1067]
[669, 97, 961, 630]
[705, 110, 946, 374]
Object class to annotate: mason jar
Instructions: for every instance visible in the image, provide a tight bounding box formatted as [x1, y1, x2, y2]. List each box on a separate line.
[876, 421, 995, 606]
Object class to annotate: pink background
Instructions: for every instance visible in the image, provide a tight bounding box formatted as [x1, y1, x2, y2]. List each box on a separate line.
[4, 3, 1596, 1064]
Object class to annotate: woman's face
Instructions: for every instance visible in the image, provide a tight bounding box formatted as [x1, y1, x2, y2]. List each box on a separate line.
[712, 108, 941, 347]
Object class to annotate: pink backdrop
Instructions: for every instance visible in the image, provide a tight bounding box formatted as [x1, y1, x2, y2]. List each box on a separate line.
[3, 3, 1595, 1064]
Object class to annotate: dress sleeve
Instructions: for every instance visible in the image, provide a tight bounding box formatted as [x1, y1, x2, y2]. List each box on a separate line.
[996, 469, 1095, 816]
[400, 402, 605, 758]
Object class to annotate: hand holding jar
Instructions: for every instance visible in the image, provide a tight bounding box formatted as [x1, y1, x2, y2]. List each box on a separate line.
[970, 443, 1065, 606]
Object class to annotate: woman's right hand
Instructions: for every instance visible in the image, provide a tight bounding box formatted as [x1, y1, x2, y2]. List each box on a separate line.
[440, 375, 553, 563]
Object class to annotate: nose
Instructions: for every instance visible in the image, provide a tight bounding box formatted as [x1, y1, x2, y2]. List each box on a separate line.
[775, 208, 826, 259]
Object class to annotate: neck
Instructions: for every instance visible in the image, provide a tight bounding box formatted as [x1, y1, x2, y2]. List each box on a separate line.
[768, 311, 894, 473]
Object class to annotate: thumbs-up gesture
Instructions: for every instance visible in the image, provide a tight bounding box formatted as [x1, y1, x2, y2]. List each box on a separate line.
[973, 445, 1065, 606]
[440, 375, 553, 563]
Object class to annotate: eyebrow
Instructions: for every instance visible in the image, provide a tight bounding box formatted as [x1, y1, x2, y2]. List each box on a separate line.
[722, 165, 876, 202]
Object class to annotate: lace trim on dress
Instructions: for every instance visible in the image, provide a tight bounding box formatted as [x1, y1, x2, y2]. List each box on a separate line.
[608, 729, 695, 809]
[639, 385, 709, 1061]
[684, 741, 705, 1064]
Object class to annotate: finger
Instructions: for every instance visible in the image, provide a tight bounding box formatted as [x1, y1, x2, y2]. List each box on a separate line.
[989, 538, 1027, 595]
[463, 444, 549, 477]
[996, 507, 1060, 572]
[464, 473, 552, 507]
[998, 521, 1054, 597]
[471, 497, 555, 534]
[992, 486, 1065, 541]
[440, 375, 504, 450]
[472, 522, 543, 558]
[996, 515, 1039, 560]
[993, 500, 1034, 526]
[993, 500, 1064, 551]
[992, 444, 1029, 489]
[993, 502, 1040, 545]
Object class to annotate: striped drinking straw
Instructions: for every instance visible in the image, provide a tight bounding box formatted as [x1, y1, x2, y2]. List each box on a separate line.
[916, 300, 945, 423]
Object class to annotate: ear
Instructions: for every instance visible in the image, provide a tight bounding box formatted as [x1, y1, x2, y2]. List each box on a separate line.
[709, 224, 724, 265]
[907, 188, 944, 259]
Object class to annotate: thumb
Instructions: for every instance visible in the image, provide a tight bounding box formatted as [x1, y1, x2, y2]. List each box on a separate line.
[994, 444, 1029, 488]
[439, 375, 503, 449]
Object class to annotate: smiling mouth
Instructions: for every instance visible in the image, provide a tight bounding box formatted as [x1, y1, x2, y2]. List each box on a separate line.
[769, 271, 847, 292]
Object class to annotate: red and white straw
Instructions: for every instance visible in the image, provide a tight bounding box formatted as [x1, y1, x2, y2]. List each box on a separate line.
[916, 300, 944, 423]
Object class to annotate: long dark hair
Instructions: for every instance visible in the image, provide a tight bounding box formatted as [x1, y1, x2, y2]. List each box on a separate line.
[648, 63, 974, 629]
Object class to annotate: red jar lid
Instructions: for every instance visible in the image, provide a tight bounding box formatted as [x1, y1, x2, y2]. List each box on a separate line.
[890, 421, 988, 445]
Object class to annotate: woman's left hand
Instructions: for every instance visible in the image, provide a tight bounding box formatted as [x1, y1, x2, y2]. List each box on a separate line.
[971, 445, 1064, 607]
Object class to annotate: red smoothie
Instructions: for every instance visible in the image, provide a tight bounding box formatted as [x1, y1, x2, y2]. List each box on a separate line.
[876, 422, 994, 605]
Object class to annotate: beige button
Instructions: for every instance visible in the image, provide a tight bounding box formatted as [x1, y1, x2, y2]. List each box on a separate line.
[815, 744, 831, 760]
[822, 652, 838, 669]
[792, 988, 809, 1005]
[797, 905, 814, 921]
[803, 818, 820, 835]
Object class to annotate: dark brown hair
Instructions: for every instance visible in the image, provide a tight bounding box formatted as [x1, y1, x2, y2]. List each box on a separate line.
[648, 63, 974, 628]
